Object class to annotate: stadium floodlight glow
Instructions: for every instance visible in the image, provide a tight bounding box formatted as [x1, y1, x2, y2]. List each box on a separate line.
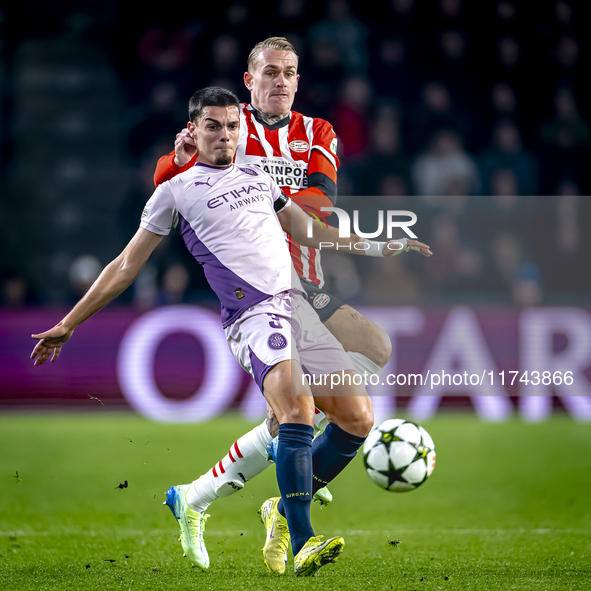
[116, 305, 242, 423]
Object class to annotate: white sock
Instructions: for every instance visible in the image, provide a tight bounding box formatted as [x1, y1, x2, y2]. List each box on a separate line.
[186, 420, 273, 512]
[347, 351, 383, 384]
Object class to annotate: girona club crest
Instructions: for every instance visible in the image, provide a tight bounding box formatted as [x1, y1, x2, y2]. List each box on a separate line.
[268, 333, 288, 350]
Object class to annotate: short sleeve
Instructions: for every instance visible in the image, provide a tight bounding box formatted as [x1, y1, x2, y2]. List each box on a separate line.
[310, 119, 340, 171]
[269, 177, 291, 213]
[139, 184, 177, 235]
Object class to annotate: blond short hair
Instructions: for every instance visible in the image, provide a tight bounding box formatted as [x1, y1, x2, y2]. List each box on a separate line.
[247, 37, 298, 73]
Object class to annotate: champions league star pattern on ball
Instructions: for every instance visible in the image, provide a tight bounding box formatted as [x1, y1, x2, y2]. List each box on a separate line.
[363, 419, 436, 492]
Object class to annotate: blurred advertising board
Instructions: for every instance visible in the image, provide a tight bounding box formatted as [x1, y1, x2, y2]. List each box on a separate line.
[1, 305, 590, 422]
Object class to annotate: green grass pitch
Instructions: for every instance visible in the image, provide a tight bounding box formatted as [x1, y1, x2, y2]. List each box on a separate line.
[1, 412, 590, 590]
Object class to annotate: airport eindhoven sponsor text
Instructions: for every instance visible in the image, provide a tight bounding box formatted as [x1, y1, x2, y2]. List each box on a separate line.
[260, 159, 308, 188]
[114, 305, 591, 424]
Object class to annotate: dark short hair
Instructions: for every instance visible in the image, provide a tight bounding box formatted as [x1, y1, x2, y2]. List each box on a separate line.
[188, 87, 240, 123]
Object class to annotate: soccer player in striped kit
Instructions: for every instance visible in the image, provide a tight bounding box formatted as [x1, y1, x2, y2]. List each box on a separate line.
[152, 38, 413, 572]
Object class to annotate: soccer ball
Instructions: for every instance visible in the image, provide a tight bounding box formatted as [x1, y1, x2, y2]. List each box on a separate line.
[363, 419, 436, 492]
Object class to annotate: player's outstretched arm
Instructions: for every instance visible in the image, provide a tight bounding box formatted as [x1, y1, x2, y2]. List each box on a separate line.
[30, 228, 164, 366]
[278, 200, 432, 257]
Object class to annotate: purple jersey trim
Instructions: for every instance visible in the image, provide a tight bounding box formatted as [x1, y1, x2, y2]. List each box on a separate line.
[248, 346, 275, 393]
[178, 214, 272, 327]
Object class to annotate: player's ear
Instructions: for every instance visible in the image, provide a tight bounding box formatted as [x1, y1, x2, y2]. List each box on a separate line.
[244, 71, 254, 91]
[188, 120, 198, 140]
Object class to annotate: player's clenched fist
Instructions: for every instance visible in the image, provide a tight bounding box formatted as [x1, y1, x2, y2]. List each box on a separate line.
[174, 128, 198, 167]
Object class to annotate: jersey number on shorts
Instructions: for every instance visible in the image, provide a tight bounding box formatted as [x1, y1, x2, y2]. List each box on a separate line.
[267, 314, 283, 329]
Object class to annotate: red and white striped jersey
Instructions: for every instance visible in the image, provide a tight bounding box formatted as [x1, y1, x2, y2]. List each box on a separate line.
[154, 103, 340, 287]
[236, 104, 338, 287]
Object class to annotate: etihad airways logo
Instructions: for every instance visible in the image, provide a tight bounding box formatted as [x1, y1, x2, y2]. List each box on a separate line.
[207, 182, 269, 210]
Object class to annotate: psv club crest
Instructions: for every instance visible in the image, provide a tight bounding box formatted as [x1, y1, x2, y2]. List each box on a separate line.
[289, 140, 309, 153]
[312, 293, 331, 309]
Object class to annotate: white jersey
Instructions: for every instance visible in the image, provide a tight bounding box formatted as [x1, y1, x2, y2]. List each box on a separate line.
[140, 162, 302, 328]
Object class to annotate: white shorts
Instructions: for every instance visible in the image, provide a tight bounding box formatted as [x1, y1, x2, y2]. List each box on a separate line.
[225, 290, 354, 393]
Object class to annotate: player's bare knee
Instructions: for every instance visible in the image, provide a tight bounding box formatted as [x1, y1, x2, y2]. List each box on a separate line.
[330, 400, 373, 438]
[349, 402, 374, 437]
[273, 392, 315, 425]
[333, 415, 372, 438]
[281, 401, 314, 426]
[360, 404, 374, 436]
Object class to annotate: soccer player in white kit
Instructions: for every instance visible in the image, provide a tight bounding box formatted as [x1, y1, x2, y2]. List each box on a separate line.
[151, 37, 432, 574]
[30, 87, 432, 576]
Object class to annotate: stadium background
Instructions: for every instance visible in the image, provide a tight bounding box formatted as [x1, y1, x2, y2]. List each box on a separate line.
[0, 0, 590, 420]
